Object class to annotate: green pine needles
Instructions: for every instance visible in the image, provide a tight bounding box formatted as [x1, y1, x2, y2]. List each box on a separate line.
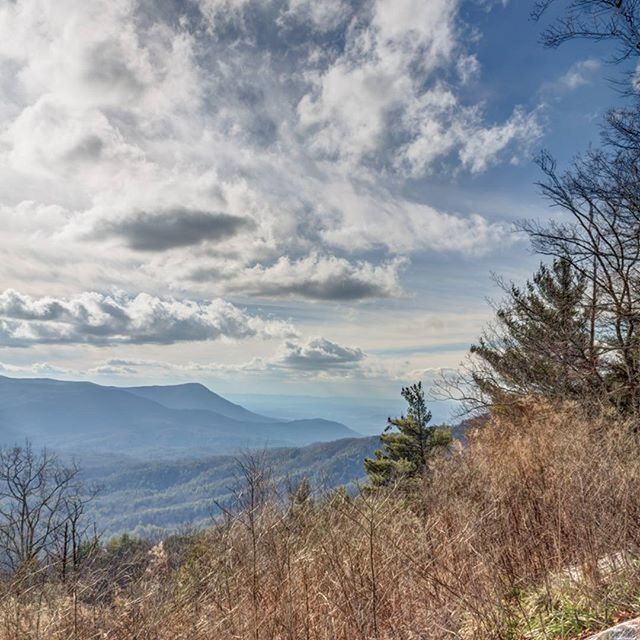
[364, 382, 452, 488]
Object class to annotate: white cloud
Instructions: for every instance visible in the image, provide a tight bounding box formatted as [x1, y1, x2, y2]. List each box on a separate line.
[279, 0, 350, 31]
[297, 0, 458, 165]
[0, 0, 535, 341]
[0, 289, 297, 346]
[556, 58, 601, 91]
[458, 107, 543, 174]
[317, 190, 514, 255]
[297, 0, 540, 174]
[275, 337, 365, 370]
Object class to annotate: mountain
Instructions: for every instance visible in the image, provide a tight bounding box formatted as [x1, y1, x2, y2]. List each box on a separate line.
[0, 376, 360, 459]
[125, 383, 276, 423]
[80, 436, 379, 538]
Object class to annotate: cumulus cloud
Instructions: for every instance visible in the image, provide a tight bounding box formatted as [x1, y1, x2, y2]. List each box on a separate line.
[98, 208, 251, 251]
[0, 0, 534, 317]
[298, 0, 457, 163]
[188, 254, 405, 301]
[297, 0, 541, 174]
[0, 289, 297, 346]
[276, 337, 365, 370]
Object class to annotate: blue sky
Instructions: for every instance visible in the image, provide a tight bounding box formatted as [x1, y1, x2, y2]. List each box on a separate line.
[0, 0, 629, 413]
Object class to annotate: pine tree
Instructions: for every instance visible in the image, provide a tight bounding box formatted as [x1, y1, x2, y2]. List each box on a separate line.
[469, 258, 600, 407]
[364, 382, 451, 488]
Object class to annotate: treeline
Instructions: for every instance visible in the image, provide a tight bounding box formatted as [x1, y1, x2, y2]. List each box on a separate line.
[80, 436, 378, 539]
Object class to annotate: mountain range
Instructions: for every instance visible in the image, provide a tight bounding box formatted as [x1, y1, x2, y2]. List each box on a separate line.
[0, 375, 360, 459]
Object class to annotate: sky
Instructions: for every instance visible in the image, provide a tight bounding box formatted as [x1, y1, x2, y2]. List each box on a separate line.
[0, 0, 627, 413]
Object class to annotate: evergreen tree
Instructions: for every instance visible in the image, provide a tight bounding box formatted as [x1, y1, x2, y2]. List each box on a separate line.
[468, 258, 600, 408]
[364, 382, 451, 488]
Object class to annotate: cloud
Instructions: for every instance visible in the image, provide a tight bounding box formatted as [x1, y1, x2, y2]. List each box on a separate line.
[458, 107, 543, 174]
[0, 289, 297, 346]
[317, 195, 514, 255]
[276, 337, 365, 370]
[85, 336, 367, 377]
[297, 0, 457, 165]
[297, 0, 540, 174]
[98, 208, 251, 251]
[277, 0, 351, 32]
[189, 254, 405, 301]
[0, 361, 74, 377]
[556, 59, 601, 91]
[540, 58, 602, 96]
[0, 0, 535, 319]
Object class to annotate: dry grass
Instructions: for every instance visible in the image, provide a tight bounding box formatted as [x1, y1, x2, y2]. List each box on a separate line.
[3, 399, 640, 639]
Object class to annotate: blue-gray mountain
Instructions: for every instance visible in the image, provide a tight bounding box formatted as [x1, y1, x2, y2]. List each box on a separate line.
[0, 375, 469, 539]
[0, 375, 360, 459]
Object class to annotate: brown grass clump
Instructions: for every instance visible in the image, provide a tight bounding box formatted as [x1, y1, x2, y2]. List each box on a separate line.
[3, 399, 640, 639]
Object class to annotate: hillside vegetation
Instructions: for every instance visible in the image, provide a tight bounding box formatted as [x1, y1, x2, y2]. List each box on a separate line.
[3, 400, 640, 639]
[80, 436, 378, 538]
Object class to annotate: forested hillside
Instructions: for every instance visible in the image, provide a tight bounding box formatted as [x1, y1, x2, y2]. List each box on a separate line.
[80, 436, 378, 537]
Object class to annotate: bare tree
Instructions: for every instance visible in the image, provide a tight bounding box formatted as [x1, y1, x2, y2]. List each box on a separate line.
[439, 148, 640, 417]
[212, 450, 277, 640]
[532, 0, 640, 145]
[532, 0, 640, 62]
[0, 442, 93, 575]
[524, 150, 640, 415]
[432, 2, 640, 420]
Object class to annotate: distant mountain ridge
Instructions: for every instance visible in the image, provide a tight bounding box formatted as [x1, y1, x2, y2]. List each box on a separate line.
[0, 375, 360, 459]
[124, 383, 277, 423]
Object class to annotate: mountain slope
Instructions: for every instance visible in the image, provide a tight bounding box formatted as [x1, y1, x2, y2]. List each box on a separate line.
[80, 436, 379, 537]
[0, 376, 360, 459]
[125, 383, 276, 423]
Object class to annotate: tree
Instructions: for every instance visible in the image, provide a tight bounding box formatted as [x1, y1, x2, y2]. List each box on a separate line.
[524, 149, 640, 415]
[531, 1, 640, 157]
[467, 259, 603, 410]
[0, 442, 94, 574]
[443, 0, 640, 417]
[364, 383, 451, 488]
[529, 0, 640, 416]
[532, 1, 640, 63]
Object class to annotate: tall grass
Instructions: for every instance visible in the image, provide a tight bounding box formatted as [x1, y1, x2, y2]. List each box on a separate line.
[3, 399, 640, 639]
